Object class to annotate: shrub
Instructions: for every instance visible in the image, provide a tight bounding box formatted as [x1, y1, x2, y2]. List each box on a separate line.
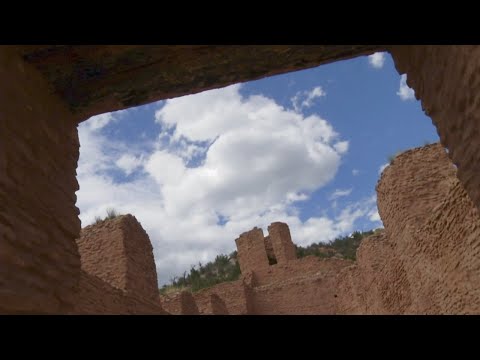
[91, 208, 122, 225]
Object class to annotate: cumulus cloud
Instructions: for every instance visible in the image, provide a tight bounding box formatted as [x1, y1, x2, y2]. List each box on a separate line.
[76, 84, 377, 285]
[368, 52, 386, 69]
[116, 154, 144, 175]
[291, 86, 326, 112]
[352, 169, 360, 176]
[397, 74, 415, 101]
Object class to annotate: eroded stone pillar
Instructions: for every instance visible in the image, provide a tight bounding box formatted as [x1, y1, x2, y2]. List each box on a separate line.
[267, 222, 297, 264]
[389, 45, 480, 213]
[235, 227, 269, 274]
[0, 47, 81, 313]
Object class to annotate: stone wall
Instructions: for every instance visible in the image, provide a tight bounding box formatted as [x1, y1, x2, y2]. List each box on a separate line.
[235, 227, 270, 274]
[336, 144, 480, 314]
[390, 45, 480, 214]
[161, 291, 200, 315]
[267, 222, 297, 264]
[0, 47, 81, 314]
[72, 214, 166, 314]
[77, 214, 159, 301]
[251, 257, 351, 315]
[168, 232, 351, 315]
[192, 280, 254, 315]
[72, 271, 167, 315]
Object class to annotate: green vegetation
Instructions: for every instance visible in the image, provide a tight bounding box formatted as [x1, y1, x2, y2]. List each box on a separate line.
[295, 230, 374, 261]
[93, 207, 121, 225]
[160, 253, 241, 295]
[159, 229, 377, 294]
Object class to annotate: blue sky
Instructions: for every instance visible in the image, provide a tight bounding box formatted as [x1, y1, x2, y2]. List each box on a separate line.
[76, 52, 439, 285]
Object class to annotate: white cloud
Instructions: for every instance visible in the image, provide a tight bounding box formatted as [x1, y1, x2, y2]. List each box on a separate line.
[77, 84, 372, 285]
[378, 163, 389, 175]
[334, 140, 349, 154]
[352, 169, 360, 176]
[116, 154, 144, 175]
[84, 109, 129, 131]
[397, 74, 415, 101]
[368, 208, 381, 223]
[368, 52, 386, 69]
[291, 86, 326, 112]
[329, 188, 353, 201]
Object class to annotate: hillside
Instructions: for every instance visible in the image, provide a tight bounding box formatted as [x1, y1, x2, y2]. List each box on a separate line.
[159, 229, 376, 295]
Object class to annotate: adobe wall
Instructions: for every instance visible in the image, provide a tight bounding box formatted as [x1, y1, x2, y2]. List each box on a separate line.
[264, 235, 276, 262]
[377, 143, 456, 240]
[193, 280, 254, 315]
[161, 291, 200, 315]
[267, 222, 297, 264]
[336, 144, 480, 314]
[77, 214, 159, 301]
[235, 227, 270, 274]
[0, 47, 81, 313]
[71, 271, 167, 314]
[252, 255, 346, 286]
[390, 46, 480, 214]
[251, 257, 351, 315]
[335, 231, 401, 314]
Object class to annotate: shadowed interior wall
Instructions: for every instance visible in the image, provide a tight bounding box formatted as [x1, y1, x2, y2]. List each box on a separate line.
[0, 47, 81, 314]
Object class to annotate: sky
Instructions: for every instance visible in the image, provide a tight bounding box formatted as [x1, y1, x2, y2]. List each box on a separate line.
[76, 52, 439, 285]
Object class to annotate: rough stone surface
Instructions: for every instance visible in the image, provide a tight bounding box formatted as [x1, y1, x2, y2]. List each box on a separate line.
[72, 271, 167, 315]
[336, 144, 480, 314]
[13, 45, 383, 119]
[267, 222, 297, 265]
[161, 291, 200, 315]
[0, 46, 81, 314]
[191, 280, 254, 315]
[235, 227, 270, 275]
[389, 45, 480, 214]
[72, 215, 166, 314]
[251, 257, 351, 315]
[209, 294, 229, 315]
[77, 214, 159, 302]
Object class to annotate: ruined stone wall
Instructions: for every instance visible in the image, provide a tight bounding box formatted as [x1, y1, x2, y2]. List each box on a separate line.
[161, 291, 200, 315]
[336, 144, 480, 314]
[120, 215, 159, 301]
[253, 256, 350, 287]
[72, 271, 167, 314]
[267, 222, 297, 264]
[335, 231, 400, 314]
[264, 235, 275, 262]
[377, 144, 456, 240]
[193, 280, 254, 315]
[76, 214, 159, 301]
[184, 255, 350, 315]
[0, 47, 81, 314]
[389, 46, 480, 214]
[235, 227, 269, 274]
[251, 258, 351, 315]
[77, 218, 128, 293]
